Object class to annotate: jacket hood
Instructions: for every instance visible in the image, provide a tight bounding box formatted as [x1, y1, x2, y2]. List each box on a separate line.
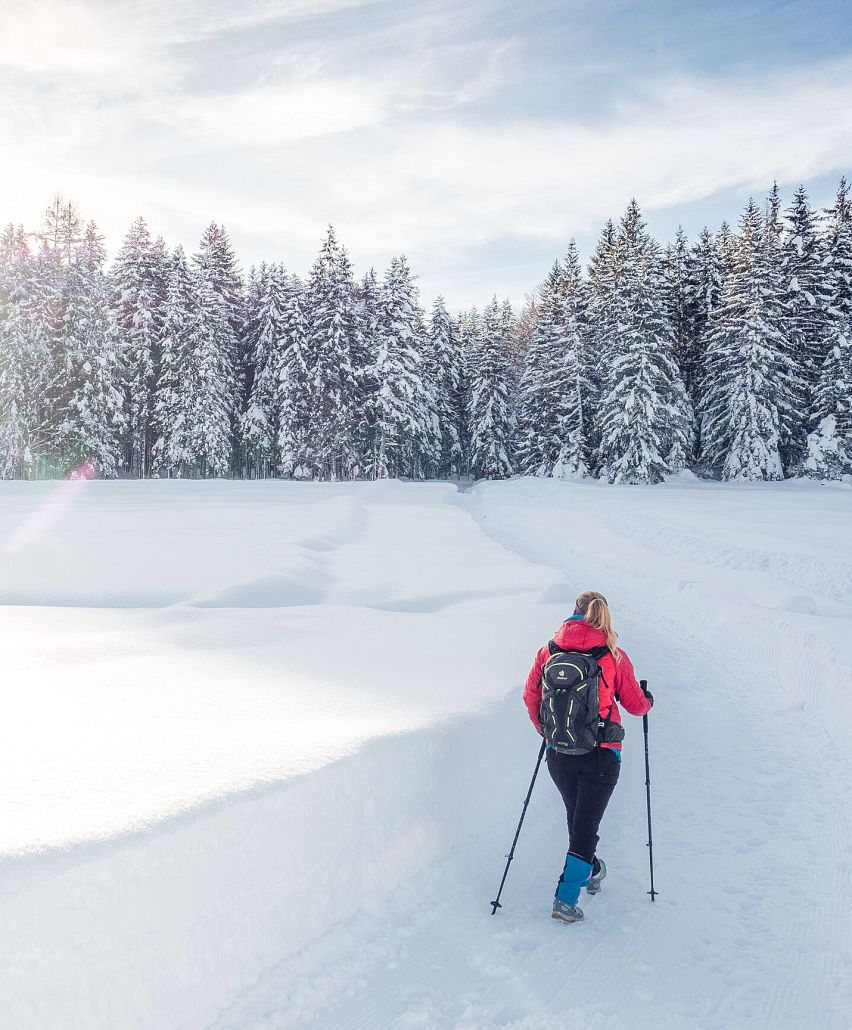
[552, 619, 607, 652]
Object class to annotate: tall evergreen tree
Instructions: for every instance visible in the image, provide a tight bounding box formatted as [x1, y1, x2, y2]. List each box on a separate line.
[240, 263, 289, 476]
[717, 220, 736, 279]
[454, 309, 478, 471]
[0, 227, 57, 478]
[517, 244, 594, 478]
[27, 242, 66, 467]
[427, 295, 466, 477]
[152, 246, 197, 476]
[190, 269, 239, 476]
[58, 222, 126, 477]
[663, 227, 692, 381]
[804, 317, 852, 478]
[700, 200, 796, 480]
[369, 256, 439, 479]
[587, 217, 621, 375]
[113, 217, 166, 476]
[302, 227, 360, 479]
[597, 202, 693, 483]
[824, 177, 852, 325]
[686, 229, 723, 337]
[192, 222, 243, 468]
[352, 268, 382, 471]
[468, 297, 514, 479]
[277, 277, 313, 479]
[241, 262, 270, 413]
[781, 186, 831, 461]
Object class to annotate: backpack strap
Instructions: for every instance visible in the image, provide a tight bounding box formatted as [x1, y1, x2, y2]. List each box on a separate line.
[547, 639, 562, 656]
[576, 644, 617, 739]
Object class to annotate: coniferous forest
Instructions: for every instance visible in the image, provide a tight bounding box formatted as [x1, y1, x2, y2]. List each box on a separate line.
[1, 181, 851, 484]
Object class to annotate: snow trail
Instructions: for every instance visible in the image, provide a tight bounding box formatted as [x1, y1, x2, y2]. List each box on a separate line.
[207, 478, 852, 1029]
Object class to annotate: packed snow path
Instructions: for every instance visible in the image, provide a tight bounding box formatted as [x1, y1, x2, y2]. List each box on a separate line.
[1, 478, 850, 1029]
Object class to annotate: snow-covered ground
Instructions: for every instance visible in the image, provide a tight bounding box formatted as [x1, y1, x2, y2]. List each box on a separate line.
[1, 477, 850, 1029]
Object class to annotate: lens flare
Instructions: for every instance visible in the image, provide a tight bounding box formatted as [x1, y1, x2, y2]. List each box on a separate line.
[2, 462, 96, 556]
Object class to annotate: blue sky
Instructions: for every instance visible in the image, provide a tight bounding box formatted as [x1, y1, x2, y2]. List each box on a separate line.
[1, 0, 851, 308]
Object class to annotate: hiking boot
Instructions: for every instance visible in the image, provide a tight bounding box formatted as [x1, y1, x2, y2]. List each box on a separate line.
[586, 858, 607, 895]
[551, 899, 584, 923]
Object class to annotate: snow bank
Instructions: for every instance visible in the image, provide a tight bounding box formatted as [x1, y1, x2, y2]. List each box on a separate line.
[0, 479, 560, 855]
[1, 699, 531, 1030]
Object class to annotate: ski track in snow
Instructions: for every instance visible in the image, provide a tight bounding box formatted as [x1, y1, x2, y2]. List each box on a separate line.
[2, 478, 851, 1029]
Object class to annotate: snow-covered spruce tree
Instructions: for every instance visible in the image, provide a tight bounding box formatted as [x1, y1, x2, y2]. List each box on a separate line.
[805, 178, 852, 480]
[597, 202, 694, 484]
[184, 268, 238, 477]
[804, 317, 852, 479]
[780, 186, 832, 462]
[427, 295, 466, 477]
[717, 220, 736, 280]
[301, 227, 360, 479]
[112, 217, 167, 476]
[0, 226, 55, 478]
[241, 262, 269, 414]
[699, 199, 797, 481]
[824, 177, 852, 326]
[20, 196, 86, 473]
[516, 264, 560, 474]
[663, 227, 695, 390]
[57, 222, 126, 477]
[453, 309, 476, 472]
[685, 227, 724, 392]
[351, 268, 382, 472]
[153, 237, 236, 478]
[517, 243, 594, 478]
[277, 277, 314, 479]
[468, 297, 514, 479]
[369, 256, 439, 480]
[240, 263, 289, 477]
[500, 298, 522, 394]
[587, 217, 622, 373]
[765, 181, 783, 243]
[511, 295, 541, 378]
[192, 222, 243, 470]
[151, 246, 197, 476]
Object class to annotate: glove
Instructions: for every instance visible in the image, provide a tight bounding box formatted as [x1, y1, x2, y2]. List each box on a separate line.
[643, 689, 654, 708]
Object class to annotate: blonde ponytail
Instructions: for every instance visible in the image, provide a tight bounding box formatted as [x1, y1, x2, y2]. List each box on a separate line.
[576, 590, 621, 662]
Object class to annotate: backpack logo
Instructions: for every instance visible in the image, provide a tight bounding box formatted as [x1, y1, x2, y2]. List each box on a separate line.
[557, 670, 565, 679]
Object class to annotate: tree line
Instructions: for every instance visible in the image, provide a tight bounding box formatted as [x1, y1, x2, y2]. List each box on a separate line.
[0, 181, 850, 484]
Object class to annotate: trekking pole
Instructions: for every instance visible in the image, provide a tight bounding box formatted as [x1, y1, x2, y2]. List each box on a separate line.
[490, 739, 546, 914]
[641, 679, 658, 902]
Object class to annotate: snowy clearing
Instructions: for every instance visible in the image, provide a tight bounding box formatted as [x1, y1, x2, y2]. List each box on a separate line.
[1, 477, 851, 1030]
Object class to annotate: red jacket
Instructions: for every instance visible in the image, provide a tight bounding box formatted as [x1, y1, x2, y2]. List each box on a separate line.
[523, 619, 650, 750]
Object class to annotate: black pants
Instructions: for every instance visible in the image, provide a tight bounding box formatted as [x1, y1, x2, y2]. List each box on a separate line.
[546, 747, 621, 870]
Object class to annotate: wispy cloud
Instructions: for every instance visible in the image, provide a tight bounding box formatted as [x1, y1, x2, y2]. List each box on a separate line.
[0, 0, 850, 306]
[164, 79, 389, 144]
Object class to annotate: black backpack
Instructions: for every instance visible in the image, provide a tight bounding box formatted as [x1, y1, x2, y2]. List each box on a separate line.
[539, 643, 624, 755]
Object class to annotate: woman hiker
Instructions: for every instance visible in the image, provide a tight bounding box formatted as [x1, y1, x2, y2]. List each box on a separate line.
[523, 590, 653, 923]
